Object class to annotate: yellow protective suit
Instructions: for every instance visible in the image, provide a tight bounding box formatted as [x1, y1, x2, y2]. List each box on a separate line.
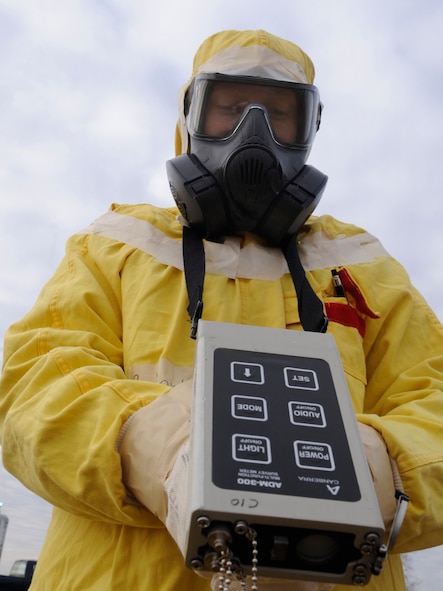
[1, 29, 443, 591]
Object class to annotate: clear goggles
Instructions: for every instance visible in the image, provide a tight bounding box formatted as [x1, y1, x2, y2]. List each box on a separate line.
[185, 74, 322, 148]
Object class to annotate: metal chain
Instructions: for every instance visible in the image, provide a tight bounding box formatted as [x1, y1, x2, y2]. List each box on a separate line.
[215, 525, 259, 591]
[218, 551, 232, 591]
[250, 536, 259, 591]
[225, 556, 233, 589]
[217, 554, 226, 591]
[242, 526, 259, 591]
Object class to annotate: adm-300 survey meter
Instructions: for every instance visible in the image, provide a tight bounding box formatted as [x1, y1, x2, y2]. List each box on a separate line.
[182, 321, 400, 587]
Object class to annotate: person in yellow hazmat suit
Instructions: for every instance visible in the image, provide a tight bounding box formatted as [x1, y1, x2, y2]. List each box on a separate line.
[1, 28, 443, 591]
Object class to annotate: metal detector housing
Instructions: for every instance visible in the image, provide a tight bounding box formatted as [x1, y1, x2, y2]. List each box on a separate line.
[183, 321, 386, 586]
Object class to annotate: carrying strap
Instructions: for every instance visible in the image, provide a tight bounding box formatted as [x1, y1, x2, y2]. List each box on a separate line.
[283, 234, 328, 333]
[183, 228, 328, 338]
[183, 225, 205, 339]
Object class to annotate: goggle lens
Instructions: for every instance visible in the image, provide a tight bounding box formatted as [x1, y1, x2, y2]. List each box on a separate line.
[186, 75, 320, 147]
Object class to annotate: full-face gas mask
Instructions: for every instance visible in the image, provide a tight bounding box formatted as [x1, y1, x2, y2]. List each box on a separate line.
[167, 74, 328, 246]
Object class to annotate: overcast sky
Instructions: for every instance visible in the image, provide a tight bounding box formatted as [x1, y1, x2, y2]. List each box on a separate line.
[0, 0, 442, 588]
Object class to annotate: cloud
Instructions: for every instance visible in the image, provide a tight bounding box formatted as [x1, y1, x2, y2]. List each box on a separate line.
[0, 0, 442, 587]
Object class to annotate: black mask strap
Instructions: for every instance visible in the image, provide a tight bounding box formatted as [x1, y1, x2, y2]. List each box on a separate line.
[183, 225, 205, 339]
[283, 234, 328, 333]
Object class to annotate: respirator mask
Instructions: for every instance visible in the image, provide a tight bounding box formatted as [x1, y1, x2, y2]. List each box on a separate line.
[167, 73, 328, 246]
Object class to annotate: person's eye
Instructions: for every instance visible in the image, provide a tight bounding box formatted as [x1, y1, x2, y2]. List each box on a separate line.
[269, 108, 290, 120]
[222, 101, 248, 117]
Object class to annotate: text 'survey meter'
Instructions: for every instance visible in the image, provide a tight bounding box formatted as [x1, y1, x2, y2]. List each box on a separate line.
[184, 321, 386, 586]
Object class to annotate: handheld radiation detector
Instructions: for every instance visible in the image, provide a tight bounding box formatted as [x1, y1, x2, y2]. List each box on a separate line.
[184, 321, 386, 586]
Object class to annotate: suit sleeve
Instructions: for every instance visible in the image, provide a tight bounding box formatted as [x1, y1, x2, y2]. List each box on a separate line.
[0, 231, 170, 526]
[356, 256, 443, 553]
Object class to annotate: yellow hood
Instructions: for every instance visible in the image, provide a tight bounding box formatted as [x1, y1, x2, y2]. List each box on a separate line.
[175, 29, 316, 155]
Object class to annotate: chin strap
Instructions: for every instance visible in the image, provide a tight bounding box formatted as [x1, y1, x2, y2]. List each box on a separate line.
[183, 227, 328, 339]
